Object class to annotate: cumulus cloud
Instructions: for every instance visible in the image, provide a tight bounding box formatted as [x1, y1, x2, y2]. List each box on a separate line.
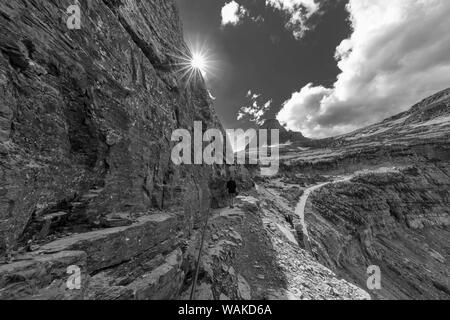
[238, 91, 272, 125]
[265, 0, 320, 39]
[221, 1, 247, 26]
[277, 0, 450, 138]
[221, 0, 319, 38]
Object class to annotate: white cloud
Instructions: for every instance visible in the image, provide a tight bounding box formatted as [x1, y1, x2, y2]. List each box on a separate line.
[238, 92, 272, 126]
[277, 0, 450, 138]
[265, 0, 320, 39]
[221, 1, 247, 26]
[246, 90, 262, 100]
[221, 0, 320, 38]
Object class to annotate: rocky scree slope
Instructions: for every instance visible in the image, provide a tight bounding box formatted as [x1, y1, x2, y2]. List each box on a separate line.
[179, 190, 370, 300]
[0, 0, 250, 299]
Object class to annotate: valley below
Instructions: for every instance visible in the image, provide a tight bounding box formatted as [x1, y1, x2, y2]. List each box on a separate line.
[263, 88, 450, 299]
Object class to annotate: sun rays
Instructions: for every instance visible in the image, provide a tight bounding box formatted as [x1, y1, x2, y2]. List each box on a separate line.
[171, 38, 218, 85]
[190, 52, 207, 75]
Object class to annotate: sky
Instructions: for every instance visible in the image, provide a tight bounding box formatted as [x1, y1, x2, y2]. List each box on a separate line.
[175, 0, 450, 138]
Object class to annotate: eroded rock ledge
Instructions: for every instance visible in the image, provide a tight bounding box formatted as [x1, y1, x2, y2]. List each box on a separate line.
[0, 213, 185, 299]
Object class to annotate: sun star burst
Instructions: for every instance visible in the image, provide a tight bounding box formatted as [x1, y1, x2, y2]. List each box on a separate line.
[170, 39, 217, 85]
[191, 52, 207, 74]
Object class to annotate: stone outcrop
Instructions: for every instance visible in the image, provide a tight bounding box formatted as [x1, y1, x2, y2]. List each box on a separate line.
[0, 209, 186, 299]
[0, 0, 240, 252]
[307, 164, 449, 300]
[0, 0, 253, 299]
[0, 250, 87, 299]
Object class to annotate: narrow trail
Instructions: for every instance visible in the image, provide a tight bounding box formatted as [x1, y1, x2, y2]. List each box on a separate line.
[252, 182, 371, 300]
[295, 176, 353, 246]
[295, 182, 331, 241]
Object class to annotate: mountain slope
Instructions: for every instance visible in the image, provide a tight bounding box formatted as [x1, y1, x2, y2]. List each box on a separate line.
[336, 87, 450, 146]
[279, 88, 450, 172]
[275, 88, 450, 299]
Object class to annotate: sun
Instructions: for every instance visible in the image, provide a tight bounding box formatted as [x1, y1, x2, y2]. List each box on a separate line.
[170, 39, 218, 85]
[191, 52, 207, 74]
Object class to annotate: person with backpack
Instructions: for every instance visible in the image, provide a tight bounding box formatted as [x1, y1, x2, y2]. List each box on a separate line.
[226, 178, 238, 208]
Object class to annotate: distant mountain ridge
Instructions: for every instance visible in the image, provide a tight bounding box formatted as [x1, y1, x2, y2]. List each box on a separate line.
[261, 119, 310, 144]
[333, 87, 450, 148]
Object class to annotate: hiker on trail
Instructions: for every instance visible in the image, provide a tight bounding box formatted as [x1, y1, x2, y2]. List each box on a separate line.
[226, 178, 238, 208]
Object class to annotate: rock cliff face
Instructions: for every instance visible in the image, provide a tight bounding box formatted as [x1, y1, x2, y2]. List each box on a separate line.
[276, 88, 450, 299]
[0, 0, 224, 251]
[0, 0, 251, 299]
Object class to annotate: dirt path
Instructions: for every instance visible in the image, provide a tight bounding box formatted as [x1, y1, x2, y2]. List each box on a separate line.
[253, 184, 371, 300]
[295, 176, 353, 245]
[186, 184, 371, 300]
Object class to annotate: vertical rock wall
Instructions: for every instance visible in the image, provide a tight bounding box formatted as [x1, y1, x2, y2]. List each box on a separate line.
[0, 0, 235, 253]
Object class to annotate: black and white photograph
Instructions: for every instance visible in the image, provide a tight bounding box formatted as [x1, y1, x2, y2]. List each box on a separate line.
[0, 0, 449, 307]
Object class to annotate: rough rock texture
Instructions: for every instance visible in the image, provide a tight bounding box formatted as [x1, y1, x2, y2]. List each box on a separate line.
[179, 191, 370, 300]
[0, 250, 88, 299]
[0, 0, 240, 252]
[276, 88, 450, 300]
[0, 211, 185, 299]
[38, 213, 179, 272]
[308, 165, 450, 300]
[0, 0, 252, 299]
